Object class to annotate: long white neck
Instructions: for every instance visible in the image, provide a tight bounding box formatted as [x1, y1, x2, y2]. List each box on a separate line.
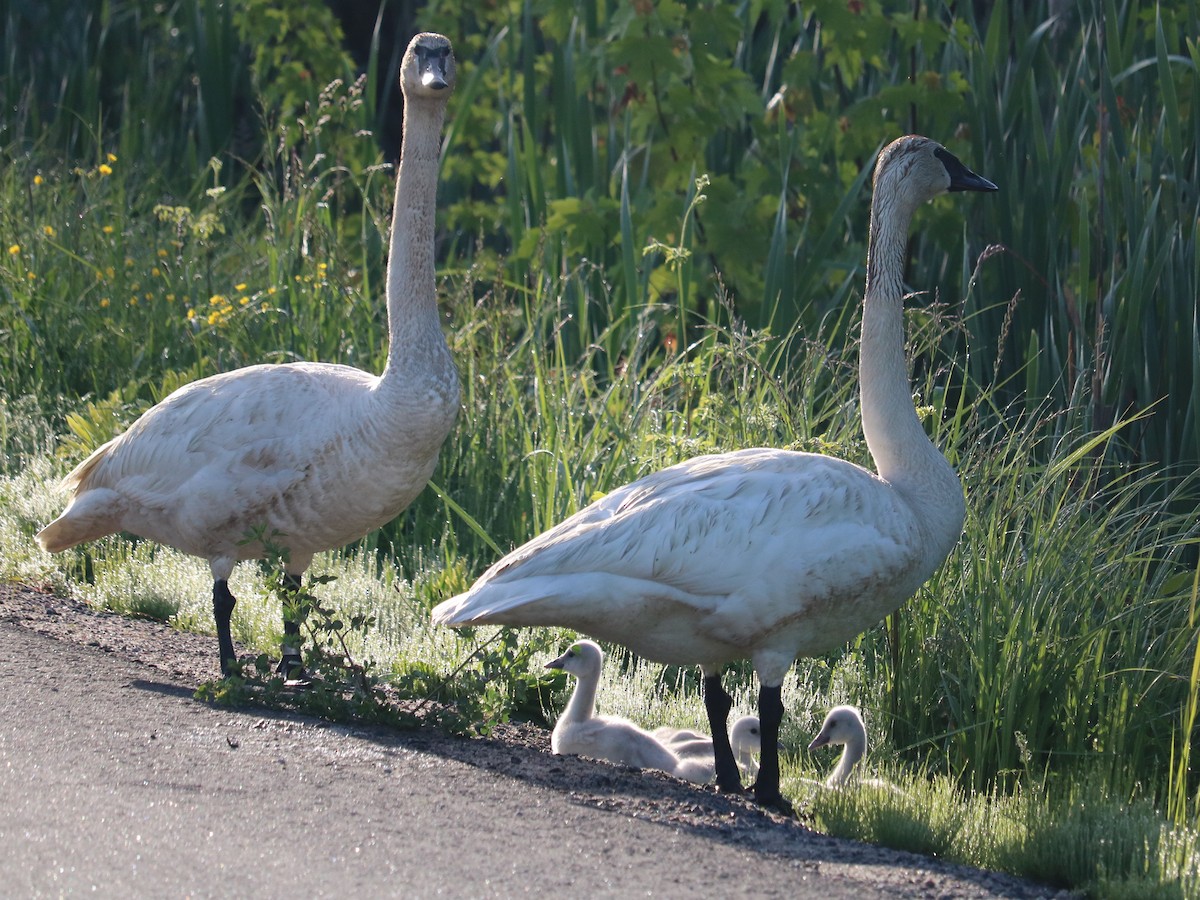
[827, 730, 866, 787]
[561, 668, 599, 725]
[859, 182, 964, 546]
[381, 93, 451, 381]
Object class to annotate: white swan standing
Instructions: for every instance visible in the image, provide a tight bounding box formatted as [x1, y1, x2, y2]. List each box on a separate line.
[808, 705, 867, 787]
[36, 33, 460, 677]
[545, 640, 708, 782]
[432, 136, 997, 813]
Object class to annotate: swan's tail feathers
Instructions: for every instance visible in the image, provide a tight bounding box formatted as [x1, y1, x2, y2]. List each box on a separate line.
[430, 580, 553, 627]
[35, 489, 122, 553]
[36, 441, 123, 553]
[430, 589, 505, 626]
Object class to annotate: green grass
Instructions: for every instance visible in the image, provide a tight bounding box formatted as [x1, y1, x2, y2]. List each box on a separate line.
[2, 1, 1199, 896]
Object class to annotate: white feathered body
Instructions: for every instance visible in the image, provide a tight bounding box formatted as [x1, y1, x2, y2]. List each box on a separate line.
[552, 714, 682, 772]
[434, 446, 959, 684]
[38, 358, 458, 569]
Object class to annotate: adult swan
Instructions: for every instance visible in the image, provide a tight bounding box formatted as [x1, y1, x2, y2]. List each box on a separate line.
[433, 136, 997, 813]
[37, 33, 460, 677]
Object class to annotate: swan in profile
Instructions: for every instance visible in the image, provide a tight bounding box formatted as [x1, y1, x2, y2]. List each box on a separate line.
[36, 33, 460, 677]
[545, 640, 709, 781]
[657, 715, 767, 781]
[808, 705, 868, 787]
[433, 135, 997, 813]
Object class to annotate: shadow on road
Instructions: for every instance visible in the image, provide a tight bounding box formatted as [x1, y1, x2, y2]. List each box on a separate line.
[142, 676, 1056, 900]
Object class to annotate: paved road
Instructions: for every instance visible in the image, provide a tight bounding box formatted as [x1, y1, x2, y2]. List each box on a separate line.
[0, 620, 1056, 898]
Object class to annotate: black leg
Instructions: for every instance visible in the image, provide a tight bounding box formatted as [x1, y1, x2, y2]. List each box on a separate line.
[276, 573, 307, 681]
[703, 673, 741, 793]
[213, 580, 237, 675]
[752, 683, 794, 815]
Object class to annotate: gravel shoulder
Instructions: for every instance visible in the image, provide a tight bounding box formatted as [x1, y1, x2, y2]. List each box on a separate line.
[0, 582, 1070, 898]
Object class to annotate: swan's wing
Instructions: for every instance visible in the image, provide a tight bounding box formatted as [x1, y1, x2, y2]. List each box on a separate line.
[432, 448, 924, 643]
[80, 364, 371, 496]
[59, 363, 376, 544]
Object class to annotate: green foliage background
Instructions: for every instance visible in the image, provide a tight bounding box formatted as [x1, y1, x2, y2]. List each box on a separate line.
[5, 0, 1196, 477]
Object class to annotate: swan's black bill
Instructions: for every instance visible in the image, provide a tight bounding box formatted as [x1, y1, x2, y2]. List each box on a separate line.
[415, 41, 453, 91]
[935, 147, 999, 193]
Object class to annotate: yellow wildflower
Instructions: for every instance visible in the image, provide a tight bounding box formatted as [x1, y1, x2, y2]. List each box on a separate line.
[151, 267, 161, 277]
[166, 294, 176, 302]
[98, 164, 113, 177]
[107, 153, 118, 163]
[102, 225, 114, 234]
[100, 298, 110, 308]
[105, 266, 116, 279]
[157, 248, 168, 258]
[187, 309, 196, 320]
[42, 225, 55, 237]
[27, 272, 36, 280]
[7, 244, 18, 255]
[235, 283, 247, 292]
[33, 175, 43, 186]
[130, 297, 138, 306]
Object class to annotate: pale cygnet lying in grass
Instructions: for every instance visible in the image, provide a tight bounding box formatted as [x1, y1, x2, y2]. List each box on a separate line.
[808, 705, 867, 787]
[656, 715, 769, 781]
[808, 704, 905, 794]
[546, 640, 707, 781]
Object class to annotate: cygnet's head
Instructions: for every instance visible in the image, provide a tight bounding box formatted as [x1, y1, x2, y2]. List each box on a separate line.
[545, 639, 603, 679]
[401, 32, 457, 99]
[808, 704, 866, 753]
[730, 715, 762, 753]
